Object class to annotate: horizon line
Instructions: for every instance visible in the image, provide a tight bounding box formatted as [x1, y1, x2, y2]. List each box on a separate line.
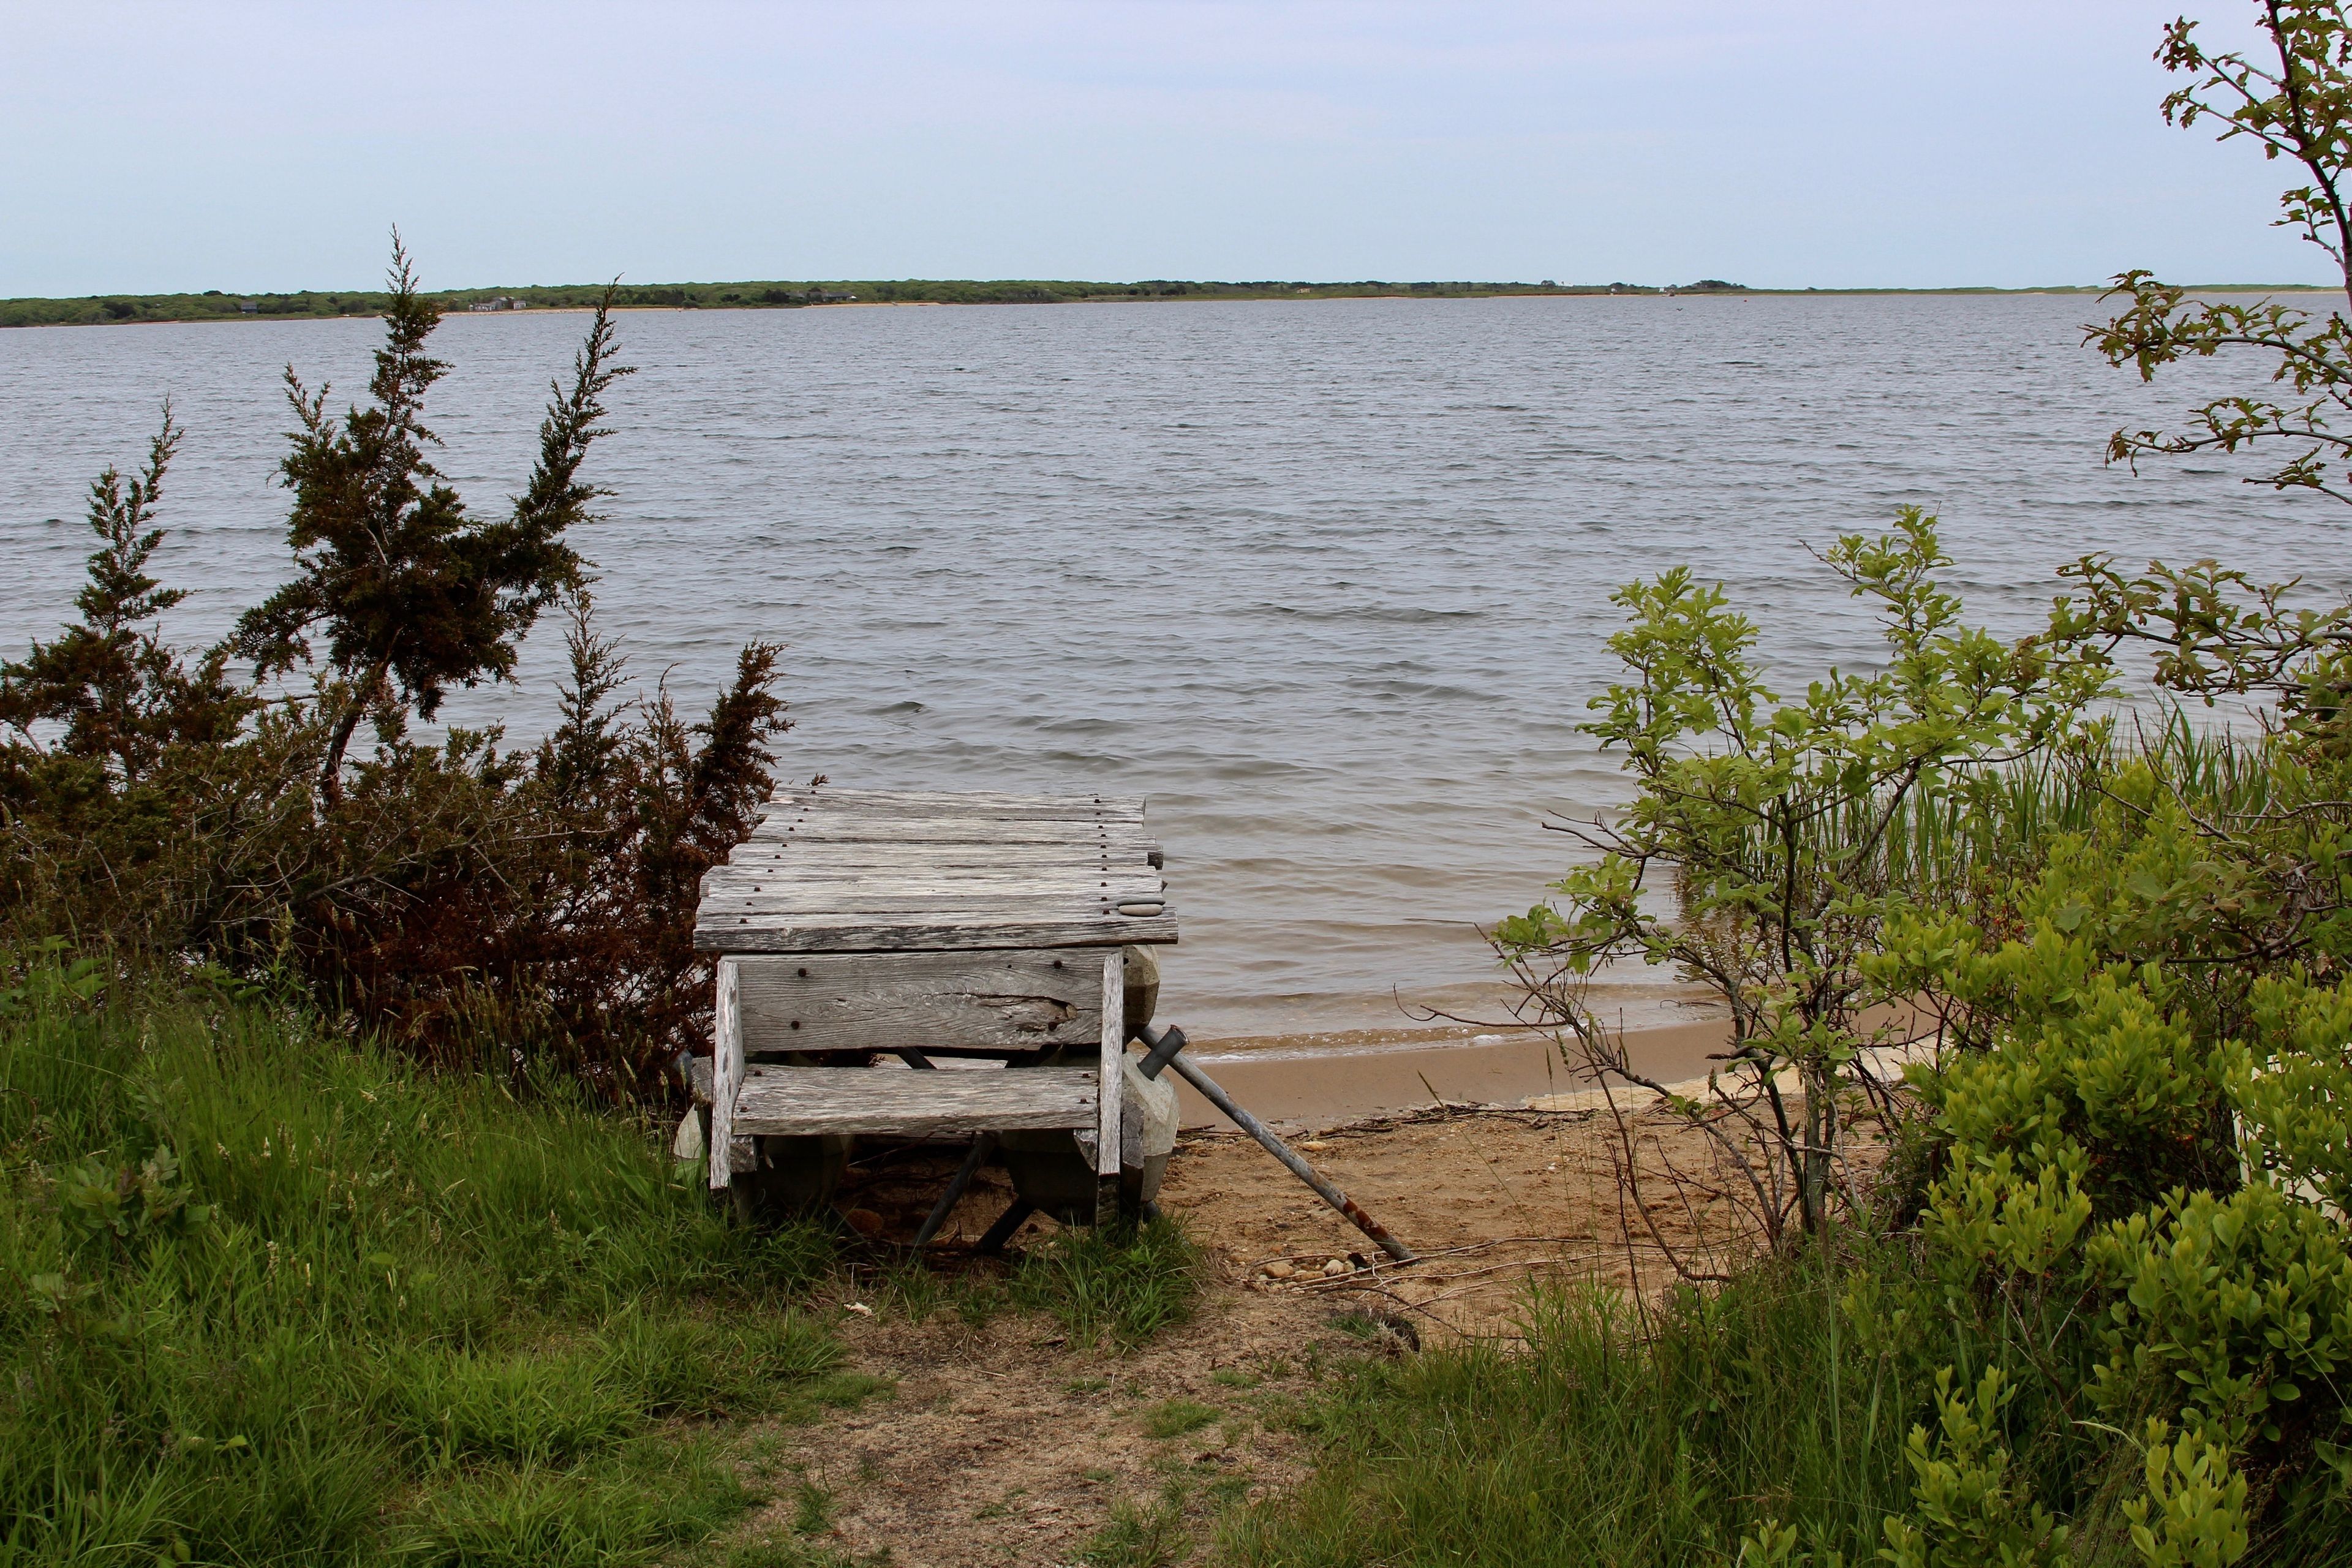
[6, 276, 2342, 329]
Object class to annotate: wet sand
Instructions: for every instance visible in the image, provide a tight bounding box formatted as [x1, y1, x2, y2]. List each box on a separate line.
[1173, 1002, 1930, 1127]
[1171, 1016, 1736, 1127]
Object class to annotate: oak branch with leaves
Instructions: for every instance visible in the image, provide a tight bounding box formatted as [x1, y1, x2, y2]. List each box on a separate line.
[2093, 2, 2352, 503]
[1495, 513, 2108, 1248]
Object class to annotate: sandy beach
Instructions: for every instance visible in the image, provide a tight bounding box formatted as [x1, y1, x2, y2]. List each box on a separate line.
[747, 1085, 1764, 1563]
[1170, 1016, 1736, 1126]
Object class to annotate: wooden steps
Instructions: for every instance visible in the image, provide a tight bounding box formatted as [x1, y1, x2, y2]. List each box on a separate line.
[696, 789, 1177, 953]
[696, 788, 1182, 1219]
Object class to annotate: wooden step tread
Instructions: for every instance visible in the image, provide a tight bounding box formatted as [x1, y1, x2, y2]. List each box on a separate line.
[698, 786, 1177, 954]
[731, 1064, 1098, 1137]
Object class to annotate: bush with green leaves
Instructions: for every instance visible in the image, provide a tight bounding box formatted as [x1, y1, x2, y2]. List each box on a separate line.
[1864, 724, 2352, 1558]
[0, 241, 793, 1093]
[1494, 510, 2105, 1251]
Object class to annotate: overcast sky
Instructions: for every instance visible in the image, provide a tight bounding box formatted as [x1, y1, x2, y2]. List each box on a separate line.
[1, 1, 2326, 295]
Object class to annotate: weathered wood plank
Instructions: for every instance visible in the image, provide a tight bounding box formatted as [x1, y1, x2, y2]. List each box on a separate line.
[709, 959, 743, 1190]
[722, 863, 1161, 883]
[748, 827, 1152, 851]
[758, 796, 1142, 819]
[704, 891, 1166, 914]
[710, 872, 1161, 894]
[699, 888, 1165, 916]
[704, 906, 1165, 930]
[703, 867, 1164, 894]
[758, 818, 1145, 837]
[774, 786, 1129, 804]
[731, 1063, 1099, 1137]
[763, 805, 1138, 824]
[702, 916, 1169, 951]
[768, 789, 1140, 815]
[748, 818, 1150, 843]
[735, 950, 1106, 1052]
[723, 862, 1163, 884]
[698, 788, 1177, 955]
[722, 845, 1160, 869]
[1097, 950, 1124, 1181]
[695, 911, 1177, 952]
[711, 881, 1163, 905]
[703, 875, 1164, 900]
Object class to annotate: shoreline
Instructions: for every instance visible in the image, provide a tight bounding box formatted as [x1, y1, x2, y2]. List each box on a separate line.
[1169, 1003, 1931, 1127]
[1168, 1014, 1735, 1127]
[9, 284, 2338, 331]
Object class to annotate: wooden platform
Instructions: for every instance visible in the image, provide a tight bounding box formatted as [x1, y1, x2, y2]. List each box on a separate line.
[695, 788, 1177, 954]
[695, 788, 1180, 1216]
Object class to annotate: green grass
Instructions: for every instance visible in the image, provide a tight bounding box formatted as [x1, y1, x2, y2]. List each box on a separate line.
[842, 1218, 1199, 1348]
[1079, 1483, 1193, 1567]
[407, 1434, 750, 1567]
[1220, 1253, 1980, 1567]
[720, 1534, 886, 1568]
[1142, 1399, 1220, 1441]
[0, 959, 843, 1567]
[1871, 707, 2275, 900]
[1009, 1217, 1203, 1347]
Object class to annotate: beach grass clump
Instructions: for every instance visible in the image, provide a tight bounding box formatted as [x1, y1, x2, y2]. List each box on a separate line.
[0, 953, 841, 1567]
[1222, 1253, 1935, 1567]
[1078, 1482, 1192, 1568]
[1010, 1215, 1203, 1348]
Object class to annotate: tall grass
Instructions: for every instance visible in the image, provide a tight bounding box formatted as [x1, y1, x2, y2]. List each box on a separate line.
[1221, 1246, 2117, 1567]
[1011, 1218, 1204, 1348]
[0, 957, 844, 1567]
[1716, 707, 2278, 915]
[1234, 719, 2301, 1566]
[1877, 710, 2275, 899]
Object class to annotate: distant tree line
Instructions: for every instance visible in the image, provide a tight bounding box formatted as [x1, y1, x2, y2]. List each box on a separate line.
[0, 276, 1762, 328]
[0, 239, 791, 1097]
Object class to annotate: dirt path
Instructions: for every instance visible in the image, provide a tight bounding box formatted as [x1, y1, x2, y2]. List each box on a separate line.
[717, 1102, 1742, 1567]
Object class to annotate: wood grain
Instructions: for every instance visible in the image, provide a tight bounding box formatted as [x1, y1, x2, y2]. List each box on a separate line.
[731, 1064, 1099, 1137]
[747, 821, 1153, 847]
[701, 870, 1164, 898]
[721, 847, 1158, 869]
[767, 789, 1140, 817]
[695, 913, 1176, 952]
[1096, 950, 1124, 1179]
[699, 893, 1165, 922]
[709, 959, 743, 1191]
[734, 949, 1106, 1052]
[696, 788, 1178, 954]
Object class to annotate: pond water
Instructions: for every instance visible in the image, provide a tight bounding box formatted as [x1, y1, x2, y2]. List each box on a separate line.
[1, 293, 2337, 1041]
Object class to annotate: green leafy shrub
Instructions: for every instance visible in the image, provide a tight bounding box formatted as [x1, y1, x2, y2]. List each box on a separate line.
[0, 243, 796, 1095]
[1494, 511, 2106, 1250]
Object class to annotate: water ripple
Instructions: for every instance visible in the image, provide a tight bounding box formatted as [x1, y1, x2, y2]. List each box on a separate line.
[1, 294, 2339, 1036]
